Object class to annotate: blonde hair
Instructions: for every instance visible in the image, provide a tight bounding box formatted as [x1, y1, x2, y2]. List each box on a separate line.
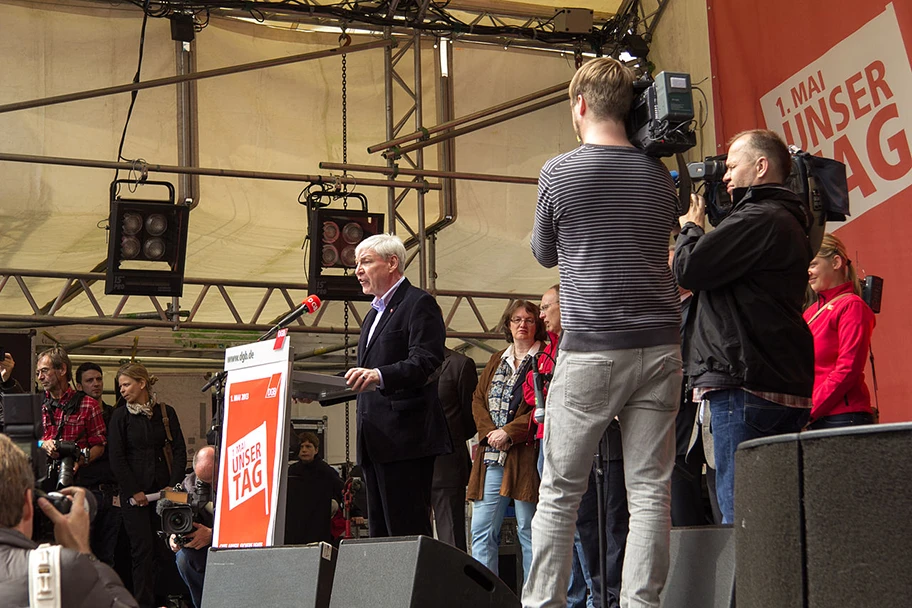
[816, 233, 861, 296]
[568, 57, 635, 123]
[116, 362, 158, 400]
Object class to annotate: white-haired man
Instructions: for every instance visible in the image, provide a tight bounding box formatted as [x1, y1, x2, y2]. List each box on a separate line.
[344, 233, 451, 538]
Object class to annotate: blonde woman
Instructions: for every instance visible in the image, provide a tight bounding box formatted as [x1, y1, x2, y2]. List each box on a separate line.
[804, 234, 876, 429]
[108, 363, 186, 608]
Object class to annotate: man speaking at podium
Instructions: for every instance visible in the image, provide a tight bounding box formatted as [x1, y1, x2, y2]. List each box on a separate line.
[344, 233, 452, 538]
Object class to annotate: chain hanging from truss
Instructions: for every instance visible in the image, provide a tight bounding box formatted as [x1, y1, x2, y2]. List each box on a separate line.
[339, 25, 353, 470]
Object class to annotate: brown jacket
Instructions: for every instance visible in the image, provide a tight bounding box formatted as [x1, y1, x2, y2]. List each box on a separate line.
[466, 349, 540, 504]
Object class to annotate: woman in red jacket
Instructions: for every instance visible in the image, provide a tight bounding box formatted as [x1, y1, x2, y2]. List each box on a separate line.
[804, 233, 876, 429]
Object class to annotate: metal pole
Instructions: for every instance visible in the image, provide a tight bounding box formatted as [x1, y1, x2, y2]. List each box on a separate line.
[367, 80, 570, 154]
[62, 326, 142, 352]
[319, 162, 538, 185]
[387, 94, 567, 158]
[0, 39, 394, 115]
[0, 152, 440, 190]
[293, 342, 355, 361]
[383, 28, 397, 230]
[414, 32, 428, 289]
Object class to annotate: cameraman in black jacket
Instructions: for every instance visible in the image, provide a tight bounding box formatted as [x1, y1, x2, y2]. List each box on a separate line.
[168, 445, 215, 608]
[673, 128, 815, 525]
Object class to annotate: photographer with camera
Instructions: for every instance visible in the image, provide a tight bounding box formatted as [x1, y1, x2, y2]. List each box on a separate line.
[166, 445, 215, 608]
[673, 129, 815, 525]
[0, 433, 138, 607]
[524, 57, 682, 608]
[37, 348, 106, 492]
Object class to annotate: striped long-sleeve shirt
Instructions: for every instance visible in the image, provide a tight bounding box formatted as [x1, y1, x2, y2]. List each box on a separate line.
[531, 144, 681, 351]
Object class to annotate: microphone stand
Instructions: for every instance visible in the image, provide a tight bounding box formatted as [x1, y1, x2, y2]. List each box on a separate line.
[595, 431, 609, 608]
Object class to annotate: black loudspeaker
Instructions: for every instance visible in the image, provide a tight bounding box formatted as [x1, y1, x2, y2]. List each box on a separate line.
[328, 535, 520, 608]
[661, 526, 735, 608]
[735, 423, 912, 608]
[201, 543, 336, 608]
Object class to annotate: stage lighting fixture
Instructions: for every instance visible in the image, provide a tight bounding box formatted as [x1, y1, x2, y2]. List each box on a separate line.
[106, 180, 190, 297]
[308, 207, 384, 302]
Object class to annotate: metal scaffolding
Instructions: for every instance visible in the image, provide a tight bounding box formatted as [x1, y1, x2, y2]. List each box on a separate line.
[0, 0, 674, 362]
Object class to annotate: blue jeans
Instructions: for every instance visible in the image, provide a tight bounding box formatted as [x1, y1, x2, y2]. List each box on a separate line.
[175, 546, 208, 608]
[471, 463, 536, 581]
[708, 389, 810, 524]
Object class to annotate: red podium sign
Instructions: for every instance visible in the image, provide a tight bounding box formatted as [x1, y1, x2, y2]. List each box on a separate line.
[213, 337, 292, 548]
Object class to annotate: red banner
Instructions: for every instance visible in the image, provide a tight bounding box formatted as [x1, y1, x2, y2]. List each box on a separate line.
[708, 1, 912, 422]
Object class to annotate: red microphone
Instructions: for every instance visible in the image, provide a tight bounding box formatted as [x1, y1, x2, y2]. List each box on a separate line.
[274, 295, 322, 328]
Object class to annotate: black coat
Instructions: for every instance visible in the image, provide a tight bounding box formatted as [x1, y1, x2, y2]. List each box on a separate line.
[284, 459, 344, 545]
[432, 348, 478, 489]
[108, 403, 187, 500]
[356, 278, 452, 464]
[674, 184, 814, 397]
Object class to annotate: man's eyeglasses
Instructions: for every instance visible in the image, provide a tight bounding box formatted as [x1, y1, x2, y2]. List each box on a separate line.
[36, 367, 55, 377]
[510, 318, 535, 325]
[540, 303, 556, 311]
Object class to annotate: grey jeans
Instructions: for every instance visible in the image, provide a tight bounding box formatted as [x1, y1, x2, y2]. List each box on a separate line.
[522, 344, 681, 608]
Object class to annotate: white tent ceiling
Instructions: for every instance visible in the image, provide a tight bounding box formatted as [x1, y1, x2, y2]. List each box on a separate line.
[0, 0, 661, 368]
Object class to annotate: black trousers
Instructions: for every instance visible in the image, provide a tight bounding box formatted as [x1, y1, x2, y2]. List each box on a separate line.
[362, 451, 436, 538]
[431, 486, 467, 551]
[89, 488, 122, 566]
[120, 503, 160, 608]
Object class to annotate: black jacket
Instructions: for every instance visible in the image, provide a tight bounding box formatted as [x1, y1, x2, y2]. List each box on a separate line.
[432, 348, 478, 489]
[356, 278, 452, 464]
[284, 459, 344, 545]
[674, 184, 814, 397]
[108, 404, 187, 500]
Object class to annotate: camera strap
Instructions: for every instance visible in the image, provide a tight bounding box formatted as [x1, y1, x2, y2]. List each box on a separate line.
[28, 543, 63, 608]
[47, 390, 86, 443]
[160, 402, 174, 476]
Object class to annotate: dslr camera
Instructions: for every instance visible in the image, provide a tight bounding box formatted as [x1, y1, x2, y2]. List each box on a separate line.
[49, 440, 88, 490]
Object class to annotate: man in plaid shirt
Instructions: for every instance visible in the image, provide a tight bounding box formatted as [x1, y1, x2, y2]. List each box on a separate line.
[37, 347, 106, 483]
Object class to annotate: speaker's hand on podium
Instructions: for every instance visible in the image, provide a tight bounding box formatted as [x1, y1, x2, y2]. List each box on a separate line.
[345, 367, 380, 393]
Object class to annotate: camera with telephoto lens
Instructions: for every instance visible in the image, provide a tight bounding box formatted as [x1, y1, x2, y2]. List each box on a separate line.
[52, 440, 86, 490]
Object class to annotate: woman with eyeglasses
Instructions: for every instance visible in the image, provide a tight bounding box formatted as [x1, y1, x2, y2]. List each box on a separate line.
[466, 300, 546, 583]
[804, 233, 876, 429]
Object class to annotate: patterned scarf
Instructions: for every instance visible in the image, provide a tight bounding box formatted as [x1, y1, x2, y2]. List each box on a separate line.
[126, 400, 154, 419]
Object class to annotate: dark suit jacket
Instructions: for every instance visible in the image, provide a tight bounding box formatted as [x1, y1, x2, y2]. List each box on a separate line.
[433, 348, 478, 489]
[356, 278, 452, 465]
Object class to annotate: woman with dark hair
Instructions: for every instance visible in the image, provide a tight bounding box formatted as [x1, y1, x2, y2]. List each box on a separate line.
[108, 363, 186, 608]
[804, 233, 876, 429]
[467, 300, 546, 582]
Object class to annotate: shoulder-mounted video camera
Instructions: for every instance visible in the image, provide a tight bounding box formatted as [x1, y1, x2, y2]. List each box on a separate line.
[627, 72, 697, 158]
[157, 484, 212, 545]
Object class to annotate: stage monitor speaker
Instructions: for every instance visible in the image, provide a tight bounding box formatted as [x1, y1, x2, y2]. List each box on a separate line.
[328, 535, 520, 608]
[661, 526, 734, 608]
[735, 422, 912, 608]
[201, 543, 336, 608]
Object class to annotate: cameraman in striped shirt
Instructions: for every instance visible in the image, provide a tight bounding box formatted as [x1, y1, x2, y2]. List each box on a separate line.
[523, 57, 682, 608]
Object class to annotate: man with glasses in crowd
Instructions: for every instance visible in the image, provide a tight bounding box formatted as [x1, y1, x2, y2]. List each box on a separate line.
[37, 348, 106, 490]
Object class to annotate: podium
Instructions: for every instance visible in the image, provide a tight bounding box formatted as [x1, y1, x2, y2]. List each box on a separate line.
[291, 371, 360, 406]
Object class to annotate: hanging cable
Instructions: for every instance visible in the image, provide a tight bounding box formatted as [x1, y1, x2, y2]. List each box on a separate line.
[114, 0, 151, 187]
